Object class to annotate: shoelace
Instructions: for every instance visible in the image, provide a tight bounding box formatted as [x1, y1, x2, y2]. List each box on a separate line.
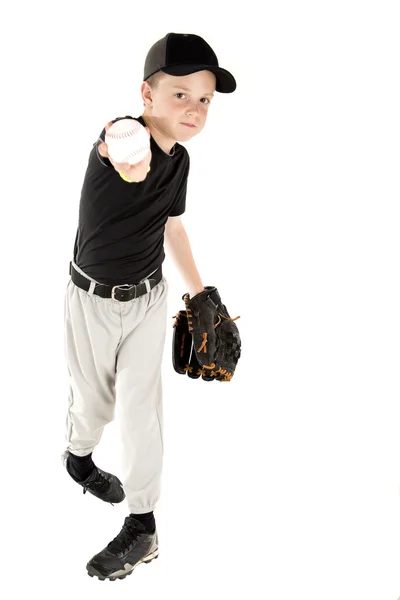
[107, 518, 145, 554]
[83, 470, 109, 495]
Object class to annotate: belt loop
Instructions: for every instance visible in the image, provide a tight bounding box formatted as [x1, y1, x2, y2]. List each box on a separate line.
[88, 281, 96, 295]
[144, 279, 151, 293]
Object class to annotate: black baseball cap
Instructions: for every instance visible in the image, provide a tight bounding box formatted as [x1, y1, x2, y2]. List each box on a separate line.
[144, 33, 236, 94]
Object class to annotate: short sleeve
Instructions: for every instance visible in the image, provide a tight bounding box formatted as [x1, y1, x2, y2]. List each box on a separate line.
[169, 154, 190, 216]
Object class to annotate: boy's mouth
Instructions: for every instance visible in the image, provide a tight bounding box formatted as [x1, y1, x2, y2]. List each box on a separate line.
[181, 123, 197, 128]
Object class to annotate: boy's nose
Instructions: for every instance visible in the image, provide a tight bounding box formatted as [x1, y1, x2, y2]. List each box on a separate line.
[186, 103, 199, 116]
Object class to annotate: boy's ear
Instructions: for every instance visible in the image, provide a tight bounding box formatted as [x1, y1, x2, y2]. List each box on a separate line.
[141, 81, 153, 107]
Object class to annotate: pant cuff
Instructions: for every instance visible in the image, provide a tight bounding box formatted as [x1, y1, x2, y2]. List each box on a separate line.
[128, 506, 156, 515]
[65, 447, 94, 458]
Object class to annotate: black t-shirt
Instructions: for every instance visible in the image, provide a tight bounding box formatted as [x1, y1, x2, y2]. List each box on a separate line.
[73, 115, 190, 285]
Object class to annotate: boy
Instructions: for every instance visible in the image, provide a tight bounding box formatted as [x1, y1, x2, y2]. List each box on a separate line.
[62, 32, 236, 580]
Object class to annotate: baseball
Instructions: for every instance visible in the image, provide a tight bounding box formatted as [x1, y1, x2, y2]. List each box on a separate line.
[105, 119, 150, 165]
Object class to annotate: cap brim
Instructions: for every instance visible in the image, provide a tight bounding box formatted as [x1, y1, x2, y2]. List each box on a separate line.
[161, 64, 236, 93]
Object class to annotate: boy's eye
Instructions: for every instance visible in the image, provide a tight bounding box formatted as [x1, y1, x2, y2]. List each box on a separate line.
[174, 93, 211, 105]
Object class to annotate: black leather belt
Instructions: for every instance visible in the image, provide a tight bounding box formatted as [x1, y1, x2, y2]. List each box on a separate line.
[69, 262, 163, 302]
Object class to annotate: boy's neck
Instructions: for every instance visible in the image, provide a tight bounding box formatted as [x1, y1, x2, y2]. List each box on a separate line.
[141, 114, 177, 156]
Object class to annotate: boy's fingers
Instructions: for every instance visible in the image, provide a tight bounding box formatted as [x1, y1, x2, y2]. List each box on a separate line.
[98, 142, 108, 157]
[132, 158, 146, 168]
[104, 121, 113, 132]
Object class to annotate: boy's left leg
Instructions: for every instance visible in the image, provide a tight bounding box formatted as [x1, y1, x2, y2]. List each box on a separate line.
[86, 275, 168, 580]
[116, 275, 169, 515]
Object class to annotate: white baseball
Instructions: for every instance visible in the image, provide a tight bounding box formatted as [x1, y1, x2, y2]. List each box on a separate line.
[105, 119, 150, 165]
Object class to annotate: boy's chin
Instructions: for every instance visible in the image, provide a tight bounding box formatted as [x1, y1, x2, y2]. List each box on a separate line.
[175, 128, 199, 142]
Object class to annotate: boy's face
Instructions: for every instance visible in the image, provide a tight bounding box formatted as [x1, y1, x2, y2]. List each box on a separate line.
[143, 70, 217, 142]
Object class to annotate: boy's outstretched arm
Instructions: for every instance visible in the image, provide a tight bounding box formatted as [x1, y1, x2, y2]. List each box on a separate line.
[164, 216, 204, 298]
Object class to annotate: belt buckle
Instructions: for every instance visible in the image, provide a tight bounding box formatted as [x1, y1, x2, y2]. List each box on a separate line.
[111, 284, 136, 301]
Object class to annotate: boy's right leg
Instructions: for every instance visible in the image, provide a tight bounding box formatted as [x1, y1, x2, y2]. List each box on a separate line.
[63, 277, 125, 503]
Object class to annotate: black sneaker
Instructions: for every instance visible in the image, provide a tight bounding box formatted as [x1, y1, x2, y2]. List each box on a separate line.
[62, 451, 125, 504]
[86, 516, 159, 580]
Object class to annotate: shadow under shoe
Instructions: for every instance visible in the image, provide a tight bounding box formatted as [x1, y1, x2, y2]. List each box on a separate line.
[86, 516, 159, 580]
[64, 453, 125, 504]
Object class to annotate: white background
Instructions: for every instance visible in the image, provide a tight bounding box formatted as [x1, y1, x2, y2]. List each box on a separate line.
[1, 1, 400, 598]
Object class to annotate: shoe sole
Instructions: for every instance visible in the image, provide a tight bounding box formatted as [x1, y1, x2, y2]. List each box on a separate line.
[86, 549, 159, 581]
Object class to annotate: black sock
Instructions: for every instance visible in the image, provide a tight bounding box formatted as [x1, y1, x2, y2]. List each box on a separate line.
[130, 512, 155, 533]
[67, 452, 95, 482]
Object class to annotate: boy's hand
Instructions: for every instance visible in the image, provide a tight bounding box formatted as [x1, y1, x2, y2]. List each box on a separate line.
[98, 121, 152, 182]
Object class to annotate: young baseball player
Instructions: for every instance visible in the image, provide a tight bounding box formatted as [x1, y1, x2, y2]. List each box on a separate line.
[62, 32, 236, 580]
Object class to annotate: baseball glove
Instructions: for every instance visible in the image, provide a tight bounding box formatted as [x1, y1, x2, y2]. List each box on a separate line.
[172, 286, 241, 382]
